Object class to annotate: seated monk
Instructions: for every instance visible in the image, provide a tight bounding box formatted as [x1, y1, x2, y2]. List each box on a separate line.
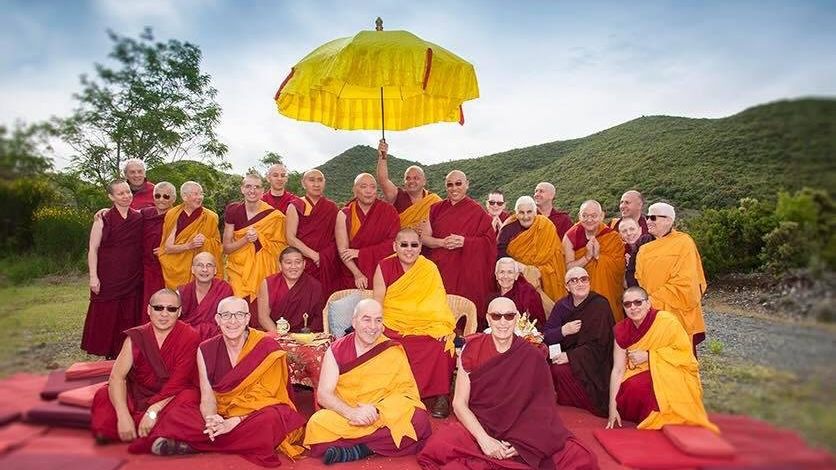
[144, 296, 307, 466]
[91, 289, 200, 450]
[178, 252, 233, 341]
[498, 195, 567, 302]
[305, 299, 431, 465]
[257, 246, 324, 333]
[606, 287, 717, 432]
[418, 297, 597, 470]
[491, 257, 546, 329]
[563, 200, 625, 321]
[543, 267, 614, 417]
[373, 228, 456, 418]
[376, 139, 442, 230]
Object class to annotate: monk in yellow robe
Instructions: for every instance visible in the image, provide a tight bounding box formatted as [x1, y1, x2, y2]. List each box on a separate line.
[606, 287, 717, 432]
[375, 139, 442, 230]
[562, 200, 625, 321]
[636, 202, 708, 348]
[222, 173, 287, 313]
[497, 196, 566, 301]
[159, 181, 223, 289]
[305, 299, 431, 465]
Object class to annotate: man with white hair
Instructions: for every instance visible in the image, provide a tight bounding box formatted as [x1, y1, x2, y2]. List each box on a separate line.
[262, 162, 300, 213]
[533, 182, 573, 238]
[497, 196, 566, 302]
[610, 190, 648, 235]
[376, 140, 442, 229]
[636, 202, 708, 351]
[123, 158, 156, 210]
[158, 181, 223, 289]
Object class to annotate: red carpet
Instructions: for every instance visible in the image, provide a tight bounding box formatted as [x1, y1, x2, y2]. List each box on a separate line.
[0, 372, 831, 469]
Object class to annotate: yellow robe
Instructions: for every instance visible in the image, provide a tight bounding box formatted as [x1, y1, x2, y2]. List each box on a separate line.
[158, 204, 223, 289]
[506, 214, 567, 301]
[382, 255, 455, 353]
[398, 191, 442, 229]
[571, 223, 626, 321]
[635, 230, 707, 337]
[621, 311, 717, 432]
[304, 337, 426, 447]
[225, 202, 287, 302]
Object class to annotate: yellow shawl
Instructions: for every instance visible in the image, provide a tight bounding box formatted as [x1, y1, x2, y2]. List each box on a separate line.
[158, 204, 223, 289]
[506, 214, 567, 301]
[398, 191, 442, 229]
[225, 202, 287, 302]
[572, 224, 626, 321]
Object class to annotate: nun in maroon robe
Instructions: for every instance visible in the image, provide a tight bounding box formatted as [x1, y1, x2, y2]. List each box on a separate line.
[140, 206, 167, 308]
[491, 258, 547, 330]
[178, 277, 233, 341]
[338, 198, 399, 289]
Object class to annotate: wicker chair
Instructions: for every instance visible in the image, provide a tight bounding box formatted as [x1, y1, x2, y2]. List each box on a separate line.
[447, 294, 477, 335]
[321, 288, 373, 335]
[520, 265, 556, 318]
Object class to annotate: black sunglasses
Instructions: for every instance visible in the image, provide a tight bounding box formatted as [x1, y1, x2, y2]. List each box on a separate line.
[399, 242, 420, 248]
[488, 312, 517, 321]
[446, 181, 464, 188]
[622, 299, 646, 308]
[154, 193, 171, 200]
[150, 304, 179, 312]
[647, 214, 669, 221]
[487, 200, 504, 206]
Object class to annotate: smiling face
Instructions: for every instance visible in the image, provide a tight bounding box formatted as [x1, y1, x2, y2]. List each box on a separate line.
[393, 230, 421, 266]
[486, 297, 519, 342]
[353, 174, 377, 206]
[516, 203, 537, 228]
[495, 260, 518, 292]
[622, 289, 651, 326]
[108, 182, 133, 209]
[647, 206, 675, 239]
[351, 300, 384, 348]
[191, 252, 217, 283]
[485, 192, 506, 216]
[565, 267, 591, 302]
[533, 182, 555, 207]
[240, 175, 264, 203]
[403, 166, 426, 194]
[182, 183, 205, 211]
[445, 171, 469, 204]
[216, 297, 250, 341]
[618, 218, 641, 245]
[124, 162, 146, 187]
[280, 251, 305, 282]
[147, 291, 180, 333]
[619, 191, 643, 219]
[579, 201, 604, 233]
[266, 164, 289, 192]
[302, 170, 325, 198]
[153, 185, 175, 212]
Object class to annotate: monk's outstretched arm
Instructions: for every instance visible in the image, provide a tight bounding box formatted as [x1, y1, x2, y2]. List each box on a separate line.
[87, 217, 104, 294]
[108, 338, 137, 441]
[257, 280, 276, 333]
[376, 140, 398, 203]
[606, 340, 627, 428]
[284, 205, 319, 262]
[452, 356, 514, 459]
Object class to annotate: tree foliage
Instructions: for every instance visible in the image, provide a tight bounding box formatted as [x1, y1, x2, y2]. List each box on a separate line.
[0, 122, 53, 180]
[50, 28, 228, 187]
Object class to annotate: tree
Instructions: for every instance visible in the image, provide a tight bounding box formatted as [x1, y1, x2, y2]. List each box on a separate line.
[0, 122, 53, 180]
[50, 28, 228, 187]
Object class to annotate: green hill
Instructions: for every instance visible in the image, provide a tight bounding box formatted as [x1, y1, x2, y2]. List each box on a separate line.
[315, 98, 835, 213]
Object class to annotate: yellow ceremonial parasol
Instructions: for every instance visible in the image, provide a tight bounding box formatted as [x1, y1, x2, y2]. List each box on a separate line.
[274, 17, 479, 140]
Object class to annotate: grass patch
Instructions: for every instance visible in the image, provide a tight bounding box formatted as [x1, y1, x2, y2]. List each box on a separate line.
[0, 253, 86, 286]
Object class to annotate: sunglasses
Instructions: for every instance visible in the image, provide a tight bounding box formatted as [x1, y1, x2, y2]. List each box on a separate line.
[488, 312, 517, 321]
[446, 181, 464, 188]
[399, 242, 420, 248]
[150, 305, 179, 312]
[622, 299, 646, 308]
[647, 214, 669, 221]
[566, 275, 590, 285]
[154, 193, 171, 200]
[487, 200, 504, 206]
[217, 311, 249, 321]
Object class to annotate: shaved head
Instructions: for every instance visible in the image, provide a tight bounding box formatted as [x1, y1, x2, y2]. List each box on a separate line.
[353, 298, 383, 319]
[353, 173, 375, 186]
[579, 199, 603, 215]
[487, 296, 518, 314]
[404, 165, 425, 178]
[445, 170, 467, 181]
[303, 169, 324, 180]
[192, 251, 216, 266]
[217, 296, 249, 315]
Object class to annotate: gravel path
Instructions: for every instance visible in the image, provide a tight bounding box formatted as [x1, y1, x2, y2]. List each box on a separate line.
[700, 309, 836, 379]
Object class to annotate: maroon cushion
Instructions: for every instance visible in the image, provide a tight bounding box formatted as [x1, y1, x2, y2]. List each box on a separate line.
[65, 361, 114, 381]
[663, 424, 735, 458]
[40, 370, 107, 400]
[57, 383, 106, 409]
[24, 402, 91, 429]
[0, 452, 123, 470]
[0, 409, 21, 426]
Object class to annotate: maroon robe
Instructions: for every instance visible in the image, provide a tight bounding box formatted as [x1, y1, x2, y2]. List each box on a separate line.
[139, 333, 307, 467]
[496, 218, 525, 259]
[91, 321, 199, 444]
[178, 278, 234, 341]
[543, 292, 614, 417]
[624, 233, 654, 288]
[224, 201, 275, 251]
[340, 199, 399, 289]
[488, 277, 546, 330]
[429, 197, 497, 315]
[307, 333, 432, 457]
[130, 180, 155, 210]
[289, 196, 340, 299]
[262, 189, 299, 214]
[82, 207, 144, 357]
[541, 208, 573, 239]
[418, 334, 597, 470]
[613, 308, 661, 423]
[264, 272, 324, 332]
[140, 207, 166, 309]
[393, 187, 416, 213]
[380, 256, 456, 399]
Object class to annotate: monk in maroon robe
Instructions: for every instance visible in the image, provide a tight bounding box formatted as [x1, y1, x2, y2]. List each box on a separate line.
[485, 190, 509, 233]
[336, 173, 399, 290]
[491, 257, 546, 329]
[123, 159, 155, 210]
[609, 190, 649, 235]
[82, 180, 144, 358]
[178, 252, 233, 341]
[257, 247, 324, 333]
[418, 297, 597, 470]
[91, 289, 199, 448]
[422, 170, 497, 315]
[534, 182, 574, 238]
[543, 267, 614, 417]
[285, 169, 340, 300]
[139, 182, 176, 307]
[262, 163, 300, 214]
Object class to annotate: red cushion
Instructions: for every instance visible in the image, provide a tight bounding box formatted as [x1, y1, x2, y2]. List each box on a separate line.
[663, 424, 736, 458]
[24, 402, 91, 429]
[0, 409, 21, 426]
[40, 370, 107, 401]
[57, 383, 106, 409]
[0, 452, 123, 470]
[65, 361, 114, 381]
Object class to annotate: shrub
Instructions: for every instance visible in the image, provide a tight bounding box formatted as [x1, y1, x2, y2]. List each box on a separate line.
[0, 177, 57, 252]
[761, 188, 835, 274]
[0, 252, 86, 285]
[32, 206, 90, 259]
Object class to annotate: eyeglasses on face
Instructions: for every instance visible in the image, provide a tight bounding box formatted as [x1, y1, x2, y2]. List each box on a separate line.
[150, 305, 179, 312]
[154, 193, 171, 200]
[622, 299, 646, 308]
[217, 311, 249, 321]
[446, 181, 464, 188]
[487, 200, 504, 206]
[243, 184, 262, 190]
[566, 275, 590, 285]
[488, 312, 517, 321]
[194, 263, 215, 269]
[647, 214, 669, 221]
[399, 242, 420, 248]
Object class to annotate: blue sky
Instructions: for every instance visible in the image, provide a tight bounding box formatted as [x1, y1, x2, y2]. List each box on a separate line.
[2, 0, 834, 173]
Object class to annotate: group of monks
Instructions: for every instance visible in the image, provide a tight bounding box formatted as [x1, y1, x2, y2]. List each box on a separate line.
[82, 141, 715, 468]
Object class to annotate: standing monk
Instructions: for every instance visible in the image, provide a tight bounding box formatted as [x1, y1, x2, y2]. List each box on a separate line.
[91, 289, 200, 448]
[257, 247, 325, 333]
[158, 181, 222, 289]
[563, 200, 626, 321]
[421, 170, 497, 315]
[82, 179, 144, 358]
[178, 252, 233, 341]
[223, 173, 287, 316]
[485, 190, 509, 233]
[498, 196, 567, 302]
[262, 163, 300, 213]
[376, 140, 442, 230]
[336, 173, 399, 290]
[373, 229, 456, 418]
[635, 202, 707, 349]
[123, 158, 156, 210]
[285, 169, 341, 300]
[610, 190, 648, 234]
[534, 182, 574, 238]
[140, 182, 176, 308]
[305, 299, 431, 465]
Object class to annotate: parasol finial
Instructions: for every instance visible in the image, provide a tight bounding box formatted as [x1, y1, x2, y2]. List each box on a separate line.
[375, 17, 383, 31]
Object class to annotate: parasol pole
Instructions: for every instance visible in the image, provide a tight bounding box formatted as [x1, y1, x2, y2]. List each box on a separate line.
[376, 17, 386, 142]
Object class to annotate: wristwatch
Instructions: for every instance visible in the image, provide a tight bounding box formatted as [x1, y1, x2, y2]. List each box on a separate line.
[146, 409, 158, 420]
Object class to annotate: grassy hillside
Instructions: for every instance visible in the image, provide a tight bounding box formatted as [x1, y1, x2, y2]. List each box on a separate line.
[314, 98, 835, 212]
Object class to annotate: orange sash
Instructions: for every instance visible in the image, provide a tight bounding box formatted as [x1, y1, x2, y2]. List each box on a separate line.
[226, 202, 287, 301]
[506, 215, 566, 301]
[158, 204, 223, 289]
